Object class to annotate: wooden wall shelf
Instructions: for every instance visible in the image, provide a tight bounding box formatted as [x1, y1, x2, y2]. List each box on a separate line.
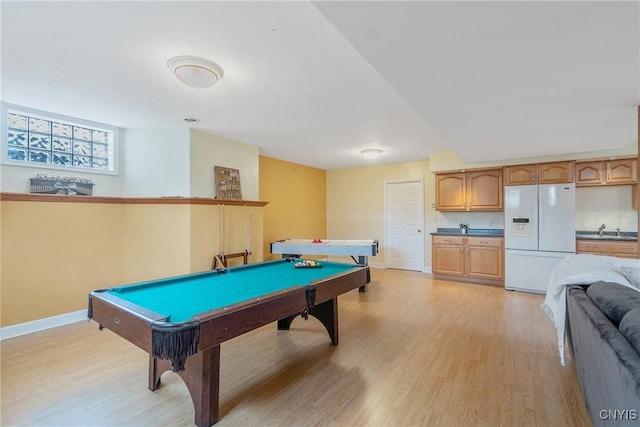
[0, 192, 268, 207]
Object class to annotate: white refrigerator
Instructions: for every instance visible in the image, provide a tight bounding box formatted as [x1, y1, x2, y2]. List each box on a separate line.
[504, 183, 576, 293]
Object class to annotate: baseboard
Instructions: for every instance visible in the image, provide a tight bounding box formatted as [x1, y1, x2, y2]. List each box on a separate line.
[1, 309, 87, 340]
[422, 266, 433, 274]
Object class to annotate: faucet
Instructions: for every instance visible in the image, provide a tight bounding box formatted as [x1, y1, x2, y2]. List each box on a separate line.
[616, 227, 621, 237]
[598, 223, 606, 236]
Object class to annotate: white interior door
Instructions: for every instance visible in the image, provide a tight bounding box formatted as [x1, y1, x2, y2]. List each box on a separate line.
[385, 180, 424, 271]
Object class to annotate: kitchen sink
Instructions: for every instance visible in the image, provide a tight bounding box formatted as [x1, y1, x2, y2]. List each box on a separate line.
[576, 234, 637, 241]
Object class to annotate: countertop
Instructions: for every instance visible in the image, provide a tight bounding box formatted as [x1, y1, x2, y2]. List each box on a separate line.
[431, 228, 504, 237]
[575, 231, 638, 242]
[431, 229, 637, 242]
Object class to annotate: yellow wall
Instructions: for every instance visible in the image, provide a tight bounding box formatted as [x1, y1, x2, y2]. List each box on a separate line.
[259, 156, 326, 260]
[327, 161, 432, 267]
[0, 200, 265, 327]
[120, 204, 192, 283]
[189, 204, 265, 271]
[1, 201, 123, 325]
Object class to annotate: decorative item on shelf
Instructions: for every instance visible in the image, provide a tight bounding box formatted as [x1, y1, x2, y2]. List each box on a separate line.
[29, 174, 94, 196]
[459, 222, 469, 234]
[214, 166, 242, 199]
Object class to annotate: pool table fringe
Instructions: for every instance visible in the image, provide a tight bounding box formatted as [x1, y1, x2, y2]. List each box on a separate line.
[151, 320, 200, 370]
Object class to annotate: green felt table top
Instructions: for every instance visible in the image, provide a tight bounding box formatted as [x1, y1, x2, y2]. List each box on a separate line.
[108, 259, 359, 322]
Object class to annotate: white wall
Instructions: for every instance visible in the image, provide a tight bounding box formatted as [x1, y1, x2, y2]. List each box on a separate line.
[189, 130, 259, 200]
[0, 162, 123, 196]
[2, 126, 261, 199]
[576, 185, 638, 232]
[121, 129, 190, 197]
[434, 211, 504, 230]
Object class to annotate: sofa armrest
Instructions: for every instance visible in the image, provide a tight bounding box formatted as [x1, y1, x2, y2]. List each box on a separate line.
[566, 286, 640, 426]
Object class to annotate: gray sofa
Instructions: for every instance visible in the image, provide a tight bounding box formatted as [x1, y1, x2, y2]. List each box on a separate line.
[566, 282, 640, 426]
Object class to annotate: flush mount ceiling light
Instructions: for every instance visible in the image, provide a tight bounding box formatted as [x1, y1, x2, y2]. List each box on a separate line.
[360, 148, 383, 159]
[167, 55, 224, 89]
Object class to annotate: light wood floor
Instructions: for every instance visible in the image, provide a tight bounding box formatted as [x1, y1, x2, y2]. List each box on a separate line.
[1, 268, 591, 426]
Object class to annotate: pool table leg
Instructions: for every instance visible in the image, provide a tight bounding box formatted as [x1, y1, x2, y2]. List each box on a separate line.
[309, 298, 339, 345]
[149, 346, 221, 426]
[277, 298, 339, 345]
[357, 257, 369, 292]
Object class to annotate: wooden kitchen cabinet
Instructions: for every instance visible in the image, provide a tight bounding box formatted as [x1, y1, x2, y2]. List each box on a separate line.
[435, 169, 502, 211]
[465, 237, 504, 280]
[503, 161, 574, 185]
[576, 240, 638, 259]
[502, 164, 537, 185]
[607, 159, 637, 184]
[432, 235, 504, 283]
[434, 173, 466, 210]
[466, 170, 503, 210]
[432, 235, 465, 276]
[538, 161, 575, 183]
[574, 161, 604, 185]
[575, 158, 637, 186]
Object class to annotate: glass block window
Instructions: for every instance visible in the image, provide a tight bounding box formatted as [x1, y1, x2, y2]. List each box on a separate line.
[5, 108, 115, 172]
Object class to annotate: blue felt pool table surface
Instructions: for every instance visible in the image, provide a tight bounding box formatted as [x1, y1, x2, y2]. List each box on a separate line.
[108, 259, 359, 322]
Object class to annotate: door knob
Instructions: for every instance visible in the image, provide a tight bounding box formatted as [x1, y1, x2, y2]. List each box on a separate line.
[417, 229, 422, 233]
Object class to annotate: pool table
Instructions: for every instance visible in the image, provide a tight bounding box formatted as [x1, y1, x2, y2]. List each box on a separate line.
[88, 258, 369, 427]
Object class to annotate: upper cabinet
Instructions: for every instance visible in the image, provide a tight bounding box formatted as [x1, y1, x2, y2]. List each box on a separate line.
[575, 158, 637, 186]
[503, 161, 574, 186]
[435, 169, 503, 211]
[435, 172, 466, 210]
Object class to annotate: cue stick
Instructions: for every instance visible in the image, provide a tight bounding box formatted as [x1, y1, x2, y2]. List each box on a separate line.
[246, 206, 253, 263]
[219, 204, 225, 256]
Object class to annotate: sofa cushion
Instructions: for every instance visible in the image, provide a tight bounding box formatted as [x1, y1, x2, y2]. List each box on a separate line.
[586, 282, 640, 326]
[620, 308, 640, 354]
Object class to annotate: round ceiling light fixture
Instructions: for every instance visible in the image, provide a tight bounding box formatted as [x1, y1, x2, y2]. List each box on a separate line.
[167, 55, 224, 89]
[360, 148, 383, 159]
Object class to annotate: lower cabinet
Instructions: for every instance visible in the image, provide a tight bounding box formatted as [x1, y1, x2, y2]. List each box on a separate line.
[576, 240, 638, 259]
[465, 237, 504, 280]
[432, 236, 465, 276]
[432, 235, 504, 283]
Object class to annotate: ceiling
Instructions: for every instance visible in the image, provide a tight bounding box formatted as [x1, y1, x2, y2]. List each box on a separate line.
[1, 1, 638, 170]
